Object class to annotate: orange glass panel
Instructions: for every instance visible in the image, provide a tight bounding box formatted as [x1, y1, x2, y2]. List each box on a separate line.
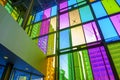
[69, 9, 81, 26]
[89, 0, 95, 2]
[0, 0, 7, 6]
[45, 57, 55, 80]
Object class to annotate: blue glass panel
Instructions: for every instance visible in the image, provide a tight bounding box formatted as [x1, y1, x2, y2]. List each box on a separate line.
[116, 0, 120, 6]
[51, 5, 57, 16]
[12, 70, 30, 80]
[60, 30, 70, 49]
[91, 2, 107, 18]
[0, 66, 4, 78]
[79, 5, 94, 22]
[34, 11, 43, 22]
[68, 0, 77, 6]
[31, 75, 43, 80]
[98, 18, 119, 42]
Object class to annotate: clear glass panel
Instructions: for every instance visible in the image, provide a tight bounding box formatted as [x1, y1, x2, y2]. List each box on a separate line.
[71, 26, 85, 46]
[69, 9, 81, 26]
[91, 1, 107, 18]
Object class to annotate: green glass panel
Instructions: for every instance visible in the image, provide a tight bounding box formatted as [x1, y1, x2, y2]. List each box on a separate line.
[82, 50, 93, 80]
[31, 23, 41, 38]
[73, 51, 84, 80]
[102, 0, 120, 15]
[4, 3, 13, 13]
[107, 42, 120, 78]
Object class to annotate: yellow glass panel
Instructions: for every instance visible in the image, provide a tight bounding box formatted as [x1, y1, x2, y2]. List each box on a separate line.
[45, 57, 55, 80]
[50, 17, 57, 32]
[11, 9, 19, 21]
[69, 9, 81, 26]
[47, 34, 56, 55]
[71, 26, 85, 46]
[102, 0, 120, 15]
[27, 15, 33, 25]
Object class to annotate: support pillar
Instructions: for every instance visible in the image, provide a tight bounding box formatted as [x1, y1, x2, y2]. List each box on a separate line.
[1, 63, 13, 80]
[22, 0, 34, 30]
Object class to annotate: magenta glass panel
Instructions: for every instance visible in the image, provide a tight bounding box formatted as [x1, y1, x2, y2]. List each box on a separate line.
[59, 13, 69, 29]
[43, 8, 51, 19]
[83, 22, 101, 43]
[110, 14, 120, 35]
[38, 19, 50, 53]
[59, 1, 68, 12]
[88, 46, 115, 80]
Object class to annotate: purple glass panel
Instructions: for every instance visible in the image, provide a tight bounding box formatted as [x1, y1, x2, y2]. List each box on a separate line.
[38, 8, 51, 53]
[88, 46, 115, 80]
[59, 13, 69, 29]
[38, 36, 48, 53]
[43, 8, 51, 19]
[83, 22, 101, 43]
[59, 1, 68, 12]
[100, 46, 115, 79]
[110, 14, 120, 35]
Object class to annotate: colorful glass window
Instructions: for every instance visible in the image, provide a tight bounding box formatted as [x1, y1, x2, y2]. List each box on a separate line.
[83, 22, 101, 43]
[79, 5, 94, 23]
[91, 1, 107, 18]
[102, 0, 120, 15]
[107, 42, 120, 79]
[98, 18, 119, 42]
[60, 30, 70, 49]
[110, 14, 120, 35]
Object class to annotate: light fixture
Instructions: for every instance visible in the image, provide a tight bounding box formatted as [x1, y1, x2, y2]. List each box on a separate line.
[25, 68, 29, 70]
[4, 56, 8, 60]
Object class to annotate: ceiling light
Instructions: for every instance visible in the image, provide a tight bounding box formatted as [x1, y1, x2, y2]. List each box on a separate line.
[4, 56, 8, 60]
[25, 68, 29, 70]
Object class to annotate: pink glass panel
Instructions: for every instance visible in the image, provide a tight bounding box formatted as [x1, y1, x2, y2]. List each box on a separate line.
[83, 22, 101, 43]
[59, 1, 68, 12]
[43, 8, 51, 19]
[110, 14, 120, 35]
[59, 13, 69, 29]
